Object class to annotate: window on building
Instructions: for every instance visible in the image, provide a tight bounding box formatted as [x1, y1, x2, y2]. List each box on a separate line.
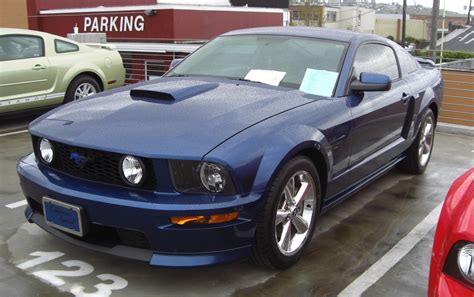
[353, 43, 400, 81]
[55, 40, 79, 53]
[292, 10, 301, 21]
[0, 35, 44, 61]
[326, 11, 337, 22]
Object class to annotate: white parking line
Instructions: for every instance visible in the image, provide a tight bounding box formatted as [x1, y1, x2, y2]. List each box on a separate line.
[337, 203, 443, 297]
[5, 199, 28, 209]
[0, 130, 29, 137]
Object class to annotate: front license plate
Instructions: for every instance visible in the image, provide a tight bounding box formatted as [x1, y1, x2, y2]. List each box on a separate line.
[43, 197, 85, 237]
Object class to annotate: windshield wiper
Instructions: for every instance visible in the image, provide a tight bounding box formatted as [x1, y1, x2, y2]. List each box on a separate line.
[236, 78, 262, 84]
[166, 74, 190, 77]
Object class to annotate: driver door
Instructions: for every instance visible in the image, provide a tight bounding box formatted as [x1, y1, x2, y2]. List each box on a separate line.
[349, 42, 411, 182]
[0, 34, 51, 111]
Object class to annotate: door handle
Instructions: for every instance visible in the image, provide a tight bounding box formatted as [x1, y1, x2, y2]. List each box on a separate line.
[32, 64, 46, 70]
[401, 93, 412, 104]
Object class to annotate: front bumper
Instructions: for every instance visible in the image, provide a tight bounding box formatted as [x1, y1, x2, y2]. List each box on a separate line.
[18, 154, 261, 267]
[431, 273, 474, 297]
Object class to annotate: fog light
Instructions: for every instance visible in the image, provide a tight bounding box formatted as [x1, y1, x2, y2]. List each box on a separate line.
[171, 212, 239, 225]
[39, 138, 54, 164]
[121, 155, 144, 186]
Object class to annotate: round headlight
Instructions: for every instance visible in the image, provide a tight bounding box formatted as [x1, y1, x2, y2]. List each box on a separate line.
[39, 138, 54, 164]
[200, 162, 226, 193]
[458, 243, 474, 283]
[121, 155, 144, 185]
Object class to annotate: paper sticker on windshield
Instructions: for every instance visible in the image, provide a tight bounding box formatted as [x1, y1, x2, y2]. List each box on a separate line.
[299, 69, 339, 97]
[244, 69, 286, 86]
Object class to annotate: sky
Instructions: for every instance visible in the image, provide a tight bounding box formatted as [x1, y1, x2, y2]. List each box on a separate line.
[375, 0, 471, 14]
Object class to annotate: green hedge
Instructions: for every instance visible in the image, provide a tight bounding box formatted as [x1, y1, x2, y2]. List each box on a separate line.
[415, 50, 474, 63]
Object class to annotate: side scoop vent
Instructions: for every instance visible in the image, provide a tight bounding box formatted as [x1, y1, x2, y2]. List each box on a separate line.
[130, 83, 219, 102]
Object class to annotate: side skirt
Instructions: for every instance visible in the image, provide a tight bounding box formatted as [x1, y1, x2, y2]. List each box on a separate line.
[321, 155, 406, 213]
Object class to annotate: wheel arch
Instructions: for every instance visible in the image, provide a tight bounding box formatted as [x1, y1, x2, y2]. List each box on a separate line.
[67, 71, 104, 93]
[297, 147, 328, 202]
[429, 101, 438, 125]
[256, 139, 331, 203]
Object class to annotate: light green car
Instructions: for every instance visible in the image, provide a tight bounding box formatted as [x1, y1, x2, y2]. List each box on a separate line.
[0, 28, 125, 114]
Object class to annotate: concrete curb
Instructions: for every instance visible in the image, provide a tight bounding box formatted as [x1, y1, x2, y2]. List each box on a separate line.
[437, 122, 474, 137]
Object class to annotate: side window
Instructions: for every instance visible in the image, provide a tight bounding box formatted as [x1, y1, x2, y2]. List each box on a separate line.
[397, 49, 419, 76]
[353, 43, 400, 81]
[55, 40, 79, 53]
[0, 35, 44, 61]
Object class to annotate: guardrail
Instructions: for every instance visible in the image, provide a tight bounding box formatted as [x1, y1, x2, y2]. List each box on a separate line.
[120, 52, 188, 84]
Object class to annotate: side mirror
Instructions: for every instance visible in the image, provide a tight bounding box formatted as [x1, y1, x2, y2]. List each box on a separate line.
[170, 58, 183, 69]
[351, 72, 391, 92]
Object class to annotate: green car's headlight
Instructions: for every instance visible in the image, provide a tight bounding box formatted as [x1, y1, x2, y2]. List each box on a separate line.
[169, 160, 236, 194]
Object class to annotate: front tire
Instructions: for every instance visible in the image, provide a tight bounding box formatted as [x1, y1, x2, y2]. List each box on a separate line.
[399, 109, 435, 174]
[64, 75, 101, 103]
[251, 156, 321, 269]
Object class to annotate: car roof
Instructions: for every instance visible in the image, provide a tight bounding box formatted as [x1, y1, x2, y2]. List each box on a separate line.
[223, 26, 383, 43]
[0, 28, 49, 36]
[0, 27, 81, 45]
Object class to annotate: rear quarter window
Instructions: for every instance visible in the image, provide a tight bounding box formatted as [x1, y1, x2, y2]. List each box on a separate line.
[397, 49, 419, 76]
[55, 39, 79, 53]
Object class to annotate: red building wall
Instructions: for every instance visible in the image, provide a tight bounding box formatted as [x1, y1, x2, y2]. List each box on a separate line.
[35, 11, 176, 40]
[172, 10, 283, 40]
[27, 7, 283, 41]
[31, 0, 155, 10]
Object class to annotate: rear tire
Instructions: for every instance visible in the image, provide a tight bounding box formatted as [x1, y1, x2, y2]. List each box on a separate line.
[64, 75, 101, 103]
[251, 156, 321, 269]
[399, 109, 435, 174]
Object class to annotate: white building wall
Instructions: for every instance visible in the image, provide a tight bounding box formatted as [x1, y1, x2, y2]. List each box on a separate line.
[323, 6, 375, 33]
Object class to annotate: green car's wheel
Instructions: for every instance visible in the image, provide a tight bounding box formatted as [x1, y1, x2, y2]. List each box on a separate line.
[65, 75, 101, 103]
[251, 156, 321, 269]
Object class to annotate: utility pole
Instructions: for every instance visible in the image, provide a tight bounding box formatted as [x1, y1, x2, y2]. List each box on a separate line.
[468, 0, 472, 25]
[402, 0, 407, 46]
[429, 0, 440, 61]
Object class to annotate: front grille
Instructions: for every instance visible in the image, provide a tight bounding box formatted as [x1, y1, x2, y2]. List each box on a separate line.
[32, 136, 155, 190]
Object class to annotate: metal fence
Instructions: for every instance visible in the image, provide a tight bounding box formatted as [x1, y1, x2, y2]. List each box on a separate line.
[112, 38, 203, 84]
[120, 51, 189, 84]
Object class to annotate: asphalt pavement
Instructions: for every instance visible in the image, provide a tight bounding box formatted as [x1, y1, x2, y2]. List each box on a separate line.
[0, 118, 473, 297]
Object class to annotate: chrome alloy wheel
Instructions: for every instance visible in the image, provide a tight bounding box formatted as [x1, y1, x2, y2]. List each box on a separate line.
[74, 82, 97, 100]
[275, 171, 316, 256]
[418, 116, 434, 167]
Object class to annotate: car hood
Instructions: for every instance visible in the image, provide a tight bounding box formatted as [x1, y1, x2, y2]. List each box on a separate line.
[30, 77, 316, 159]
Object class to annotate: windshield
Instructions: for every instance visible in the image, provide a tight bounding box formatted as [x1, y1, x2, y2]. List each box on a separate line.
[167, 35, 347, 96]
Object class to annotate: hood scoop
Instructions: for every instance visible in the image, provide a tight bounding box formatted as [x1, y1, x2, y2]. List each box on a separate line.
[130, 82, 219, 102]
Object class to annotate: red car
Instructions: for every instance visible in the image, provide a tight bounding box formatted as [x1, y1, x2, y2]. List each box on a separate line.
[429, 168, 474, 297]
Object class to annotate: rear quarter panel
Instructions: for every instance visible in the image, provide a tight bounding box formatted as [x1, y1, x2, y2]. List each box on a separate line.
[46, 44, 125, 104]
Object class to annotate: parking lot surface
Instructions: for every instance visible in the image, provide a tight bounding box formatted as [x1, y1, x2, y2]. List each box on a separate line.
[0, 125, 473, 297]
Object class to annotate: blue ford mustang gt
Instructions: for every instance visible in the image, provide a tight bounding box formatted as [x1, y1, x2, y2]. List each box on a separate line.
[17, 27, 443, 269]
